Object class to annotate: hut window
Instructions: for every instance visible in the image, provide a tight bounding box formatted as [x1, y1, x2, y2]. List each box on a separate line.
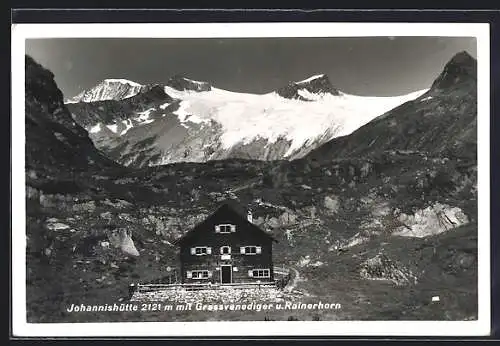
[220, 246, 231, 254]
[190, 246, 211, 255]
[240, 246, 262, 255]
[249, 269, 270, 278]
[190, 270, 211, 279]
[215, 224, 236, 233]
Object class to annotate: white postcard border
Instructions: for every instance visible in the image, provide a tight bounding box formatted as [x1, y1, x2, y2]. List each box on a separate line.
[11, 22, 491, 337]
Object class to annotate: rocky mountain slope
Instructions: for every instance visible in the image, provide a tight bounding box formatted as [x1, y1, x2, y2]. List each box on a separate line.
[25, 55, 119, 175]
[24, 52, 477, 324]
[66, 74, 212, 104]
[276, 74, 341, 100]
[66, 73, 426, 167]
[307, 51, 477, 161]
[65, 79, 148, 103]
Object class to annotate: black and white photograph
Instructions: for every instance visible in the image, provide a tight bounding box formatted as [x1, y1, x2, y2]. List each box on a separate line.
[11, 22, 490, 337]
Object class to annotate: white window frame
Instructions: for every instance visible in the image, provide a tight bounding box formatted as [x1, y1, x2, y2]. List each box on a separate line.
[249, 268, 270, 278]
[220, 246, 231, 255]
[190, 246, 211, 256]
[215, 224, 236, 233]
[189, 270, 211, 280]
[240, 246, 262, 255]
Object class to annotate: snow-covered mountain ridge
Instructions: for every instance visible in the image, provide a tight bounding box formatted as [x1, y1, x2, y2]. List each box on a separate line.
[66, 74, 427, 167]
[66, 79, 148, 103]
[160, 84, 427, 156]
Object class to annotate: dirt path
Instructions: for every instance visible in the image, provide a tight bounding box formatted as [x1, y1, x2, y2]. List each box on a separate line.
[284, 267, 301, 293]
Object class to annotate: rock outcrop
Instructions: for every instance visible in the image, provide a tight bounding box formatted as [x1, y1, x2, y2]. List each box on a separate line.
[359, 253, 418, 287]
[108, 229, 140, 257]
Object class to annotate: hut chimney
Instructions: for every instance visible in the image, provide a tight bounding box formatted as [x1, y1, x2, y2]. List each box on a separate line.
[247, 210, 253, 223]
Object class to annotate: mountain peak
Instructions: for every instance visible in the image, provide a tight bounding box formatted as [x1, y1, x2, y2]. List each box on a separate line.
[295, 74, 326, 84]
[127, 83, 174, 104]
[101, 78, 143, 87]
[165, 74, 212, 92]
[276, 73, 341, 101]
[66, 78, 147, 103]
[430, 51, 477, 91]
[25, 55, 117, 170]
[449, 50, 476, 66]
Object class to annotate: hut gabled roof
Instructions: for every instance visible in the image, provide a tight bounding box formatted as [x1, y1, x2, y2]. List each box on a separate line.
[173, 199, 277, 245]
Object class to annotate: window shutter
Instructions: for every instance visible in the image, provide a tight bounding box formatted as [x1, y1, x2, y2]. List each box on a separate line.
[215, 225, 220, 233]
[227, 246, 231, 254]
[207, 247, 212, 254]
[256, 246, 262, 254]
[240, 247, 245, 254]
[190, 248, 196, 255]
[220, 246, 224, 254]
[230, 225, 236, 232]
[248, 270, 253, 277]
[186, 271, 192, 278]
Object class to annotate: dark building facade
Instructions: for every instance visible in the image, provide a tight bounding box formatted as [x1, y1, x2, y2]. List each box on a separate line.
[175, 201, 277, 284]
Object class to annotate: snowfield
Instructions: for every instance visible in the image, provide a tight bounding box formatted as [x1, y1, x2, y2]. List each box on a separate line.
[296, 74, 326, 84]
[89, 123, 101, 134]
[66, 75, 428, 162]
[162, 84, 428, 158]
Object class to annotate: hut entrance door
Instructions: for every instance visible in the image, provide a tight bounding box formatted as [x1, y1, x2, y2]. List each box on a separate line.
[221, 265, 232, 284]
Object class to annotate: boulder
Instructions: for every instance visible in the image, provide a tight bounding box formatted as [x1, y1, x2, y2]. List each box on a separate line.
[359, 253, 418, 286]
[323, 195, 340, 214]
[108, 229, 140, 257]
[393, 203, 469, 237]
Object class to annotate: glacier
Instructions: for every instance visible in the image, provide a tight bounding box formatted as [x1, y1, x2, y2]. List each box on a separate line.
[66, 74, 428, 165]
[161, 85, 428, 158]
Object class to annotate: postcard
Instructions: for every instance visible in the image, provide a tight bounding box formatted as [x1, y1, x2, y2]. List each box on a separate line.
[11, 22, 490, 337]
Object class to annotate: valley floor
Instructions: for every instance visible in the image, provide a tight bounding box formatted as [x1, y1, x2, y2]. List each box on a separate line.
[26, 223, 477, 323]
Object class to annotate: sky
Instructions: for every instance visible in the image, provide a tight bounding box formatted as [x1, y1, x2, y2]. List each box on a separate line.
[25, 37, 477, 98]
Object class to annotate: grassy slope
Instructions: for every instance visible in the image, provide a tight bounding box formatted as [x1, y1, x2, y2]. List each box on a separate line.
[25, 152, 478, 322]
